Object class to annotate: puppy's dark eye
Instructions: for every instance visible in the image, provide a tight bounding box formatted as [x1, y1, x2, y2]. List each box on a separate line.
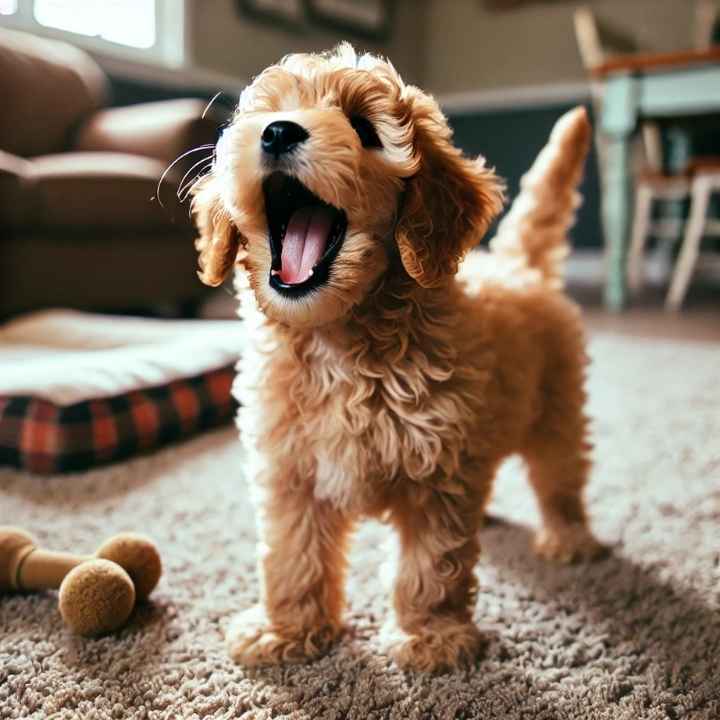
[350, 115, 382, 149]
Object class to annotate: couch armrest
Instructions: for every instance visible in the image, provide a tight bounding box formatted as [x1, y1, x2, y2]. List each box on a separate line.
[0, 150, 32, 225]
[73, 99, 227, 167]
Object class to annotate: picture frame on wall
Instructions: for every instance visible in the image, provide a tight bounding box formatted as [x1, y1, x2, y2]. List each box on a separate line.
[236, 0, 304, 31]
[236, 0, 395, 40]
[483, 0, 573, 9]
[304, 0, 395, 41]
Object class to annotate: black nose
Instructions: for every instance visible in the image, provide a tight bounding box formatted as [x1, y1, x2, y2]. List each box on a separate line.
[261, 121, 309, 157]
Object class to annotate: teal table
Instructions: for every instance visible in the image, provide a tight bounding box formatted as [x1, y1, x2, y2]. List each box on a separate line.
[597, 49, 720, 310]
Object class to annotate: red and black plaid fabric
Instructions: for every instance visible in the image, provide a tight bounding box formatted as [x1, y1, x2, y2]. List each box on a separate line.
[0, 365, 237, 474]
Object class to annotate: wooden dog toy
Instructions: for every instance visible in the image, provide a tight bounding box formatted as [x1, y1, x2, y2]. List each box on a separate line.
[0, 527, 162, 636]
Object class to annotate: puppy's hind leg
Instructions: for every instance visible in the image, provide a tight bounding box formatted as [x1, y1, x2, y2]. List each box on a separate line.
[522, 361, 606, 563]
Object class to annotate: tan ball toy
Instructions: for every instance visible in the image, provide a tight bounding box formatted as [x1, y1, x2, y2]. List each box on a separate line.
[0, 527, 162, 636]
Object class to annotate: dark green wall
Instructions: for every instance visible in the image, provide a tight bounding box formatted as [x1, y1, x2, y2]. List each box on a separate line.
[449, 105, 602, 249]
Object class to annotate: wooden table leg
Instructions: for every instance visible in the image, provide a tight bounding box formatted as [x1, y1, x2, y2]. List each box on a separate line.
[601, 133, 632, 311]
[600, 73, 638, 312]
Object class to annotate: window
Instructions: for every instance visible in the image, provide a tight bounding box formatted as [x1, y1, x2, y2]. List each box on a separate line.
[0, 0, 184, 65]
[34, 0, 156, 49]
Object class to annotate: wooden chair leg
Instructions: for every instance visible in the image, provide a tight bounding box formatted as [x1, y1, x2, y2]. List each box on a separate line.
[627, 183, 653, 293]
[666, 177, 711, 311]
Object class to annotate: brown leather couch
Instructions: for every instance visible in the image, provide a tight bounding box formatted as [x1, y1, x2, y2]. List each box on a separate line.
[0, 29, 227, 318]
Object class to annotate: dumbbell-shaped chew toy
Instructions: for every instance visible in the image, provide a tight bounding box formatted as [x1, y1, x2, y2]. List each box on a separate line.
[0, 527, 162, 636]
[59, 559, 136, 636]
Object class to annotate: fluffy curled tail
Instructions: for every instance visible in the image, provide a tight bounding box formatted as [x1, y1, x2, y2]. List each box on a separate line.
[490, 106, 591, 289]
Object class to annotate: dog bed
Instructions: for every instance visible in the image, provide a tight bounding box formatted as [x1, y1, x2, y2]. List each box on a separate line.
[0, 310, 241, 473]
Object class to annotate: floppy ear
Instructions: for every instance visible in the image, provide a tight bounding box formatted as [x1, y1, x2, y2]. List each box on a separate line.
[395, 90, 504, 288]
[191, 178, 244, 287]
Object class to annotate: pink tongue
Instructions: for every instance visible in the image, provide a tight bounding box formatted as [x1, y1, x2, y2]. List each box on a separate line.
[278, 206, 334, 284]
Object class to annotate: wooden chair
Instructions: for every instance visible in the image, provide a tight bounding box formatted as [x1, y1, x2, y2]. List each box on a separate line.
[626, 0, 720, 308]
[576, 6, 720, 309]
[659, 3, 720, 309]
[665, 165, 720, 310]
[626, 123, 693, 294]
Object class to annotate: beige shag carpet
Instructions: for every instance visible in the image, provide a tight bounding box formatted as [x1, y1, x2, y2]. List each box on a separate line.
[1, 329, 719, 720]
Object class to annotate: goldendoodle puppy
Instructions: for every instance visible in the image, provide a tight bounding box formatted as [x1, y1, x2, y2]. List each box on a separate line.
[191, 43, 605, 673]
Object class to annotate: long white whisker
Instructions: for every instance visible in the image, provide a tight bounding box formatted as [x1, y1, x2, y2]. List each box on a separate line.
[179, 161, 215, 203]
[179, 171, 213, 206]
[176, 155, 214, 199]
[203, 91, 223, 119]
[156, 144, 215, 208]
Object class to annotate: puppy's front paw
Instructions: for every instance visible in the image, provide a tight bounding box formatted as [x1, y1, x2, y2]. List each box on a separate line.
[382, 617, 486, 673]
[534, 523, 608, 563]
[226, 606, 341, 667]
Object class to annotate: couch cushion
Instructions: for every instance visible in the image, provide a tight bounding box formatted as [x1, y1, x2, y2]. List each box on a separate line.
[74, 99, 224, 166]
[0, 150, 32, 225]
[0, 29, 107, 157]
[22, 152, 190, 228]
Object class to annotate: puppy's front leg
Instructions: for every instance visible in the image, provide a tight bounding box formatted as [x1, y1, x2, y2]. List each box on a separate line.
[385, 482, 488, 673]
[228, 473, 351, 666]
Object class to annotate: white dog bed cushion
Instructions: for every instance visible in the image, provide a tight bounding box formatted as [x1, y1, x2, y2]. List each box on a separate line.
[0, 310, 241, 473]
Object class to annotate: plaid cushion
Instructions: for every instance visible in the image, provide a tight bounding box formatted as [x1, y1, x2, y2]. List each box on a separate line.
[0, 365, 237, 474]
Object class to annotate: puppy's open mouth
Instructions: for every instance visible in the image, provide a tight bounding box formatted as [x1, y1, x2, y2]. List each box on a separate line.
[263, 172, 347, 297]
